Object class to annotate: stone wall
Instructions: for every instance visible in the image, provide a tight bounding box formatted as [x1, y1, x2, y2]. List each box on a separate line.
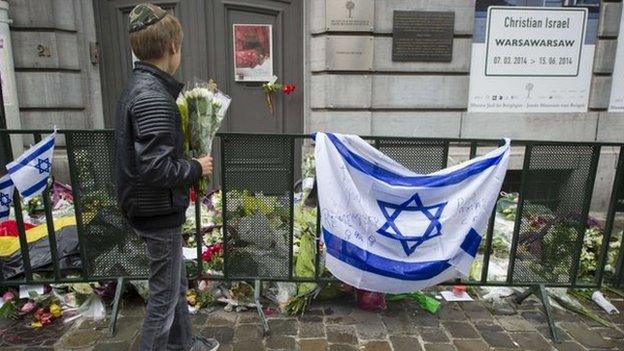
[304, 0, 624, 211]
[6, 0, 103, 181]
[7, 0, 103, 133]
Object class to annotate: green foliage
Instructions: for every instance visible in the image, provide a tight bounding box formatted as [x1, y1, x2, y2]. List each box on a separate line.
[294, 202, 317, 239]
[285, 232, 319, 316]
[495, 192, 620, 282]
[24, 196, 45, 216]
[579, 227, 621, 281]
[0, 300, 18, 320]
[226, 190, 291, 232]
[478, 235, 509, 258]
[496, 192, 518, 221]
[81, 190, 115, 214]
[302, 153, 316, 180]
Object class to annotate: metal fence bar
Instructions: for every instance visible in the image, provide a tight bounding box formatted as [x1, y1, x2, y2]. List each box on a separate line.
[442, 141, 450, 168]
[469, 142, 477, 159]
[570, 145, 602, 287]
[602, 147, 624, 287]
[288, 136, 296, 281]
[481, 207, 497, 284]
[314, 201, 321, 280]
[12, 190, 33, 281]
[506, 144, 532, 284]
[220, 137, 229, 280]
[218, 132, 624, 147]
[64, 131, 91, 280]
[194, 190, 202, 278]
[33, 133, 61, 281]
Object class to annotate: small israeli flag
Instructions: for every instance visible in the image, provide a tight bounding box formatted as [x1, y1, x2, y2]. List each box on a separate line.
[0, 174, 14, 221]
[314, 133, 510, 293]
[6, 132, 56, 200]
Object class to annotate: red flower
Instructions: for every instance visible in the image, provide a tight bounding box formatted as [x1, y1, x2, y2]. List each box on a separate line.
[201, 250, 212, 262]
[282, 84, 296, 95]
[202, 243, 224, 262]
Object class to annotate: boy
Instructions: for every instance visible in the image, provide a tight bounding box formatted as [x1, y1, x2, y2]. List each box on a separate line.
[115, 3, 218, 351]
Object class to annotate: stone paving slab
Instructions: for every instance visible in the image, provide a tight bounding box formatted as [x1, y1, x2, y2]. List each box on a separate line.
[2, 294, 624, 350]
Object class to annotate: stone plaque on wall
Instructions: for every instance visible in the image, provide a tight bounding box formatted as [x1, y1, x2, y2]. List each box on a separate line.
[392, 11, 454, 62]
[326, 36, 374, 71]
[326, 0, 374, 32]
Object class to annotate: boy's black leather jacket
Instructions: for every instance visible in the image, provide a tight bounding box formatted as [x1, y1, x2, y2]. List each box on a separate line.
[115, 62, 201, 230]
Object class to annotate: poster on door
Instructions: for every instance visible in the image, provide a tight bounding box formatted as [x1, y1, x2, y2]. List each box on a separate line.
[468, 1, 600, 113]
[233, 24, 273, 82]
[608, 10, 624, 112]
[0, 34, 13, 105]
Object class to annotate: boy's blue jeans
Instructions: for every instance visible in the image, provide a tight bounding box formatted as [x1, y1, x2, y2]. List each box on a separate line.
[133, 225, 193, 351]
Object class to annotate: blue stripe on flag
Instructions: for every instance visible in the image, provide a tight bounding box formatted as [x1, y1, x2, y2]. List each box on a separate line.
[7, 137, 55, 174]
[0, 178, 13, 189]
[0, 210, 9, 219]
[21, 177, 49, 198]
[323, 227, 482, 281]
[324, 227, 451, 280]
[460, 228, 482, 258]
[326, 133, 504, 187]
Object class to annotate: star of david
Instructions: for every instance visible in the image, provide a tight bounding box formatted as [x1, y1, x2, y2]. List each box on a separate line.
[34, 158, 51, 174]
[376, 193, 446, 256]
[0, 192, 11, 207]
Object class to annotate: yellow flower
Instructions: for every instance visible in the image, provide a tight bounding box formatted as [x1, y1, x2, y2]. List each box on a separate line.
[186, 290, 197, 306]
[50, 304, 62, 318]
[31, 321, 43, 329]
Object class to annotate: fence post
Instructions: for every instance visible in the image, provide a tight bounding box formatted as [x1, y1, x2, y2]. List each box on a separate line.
[608, 148, 624, 288]
[570, 145, 601, 287]
[507, 144, 532, 284]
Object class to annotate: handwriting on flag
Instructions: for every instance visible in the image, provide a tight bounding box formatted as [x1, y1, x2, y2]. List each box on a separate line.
[315, 132, 510, 293]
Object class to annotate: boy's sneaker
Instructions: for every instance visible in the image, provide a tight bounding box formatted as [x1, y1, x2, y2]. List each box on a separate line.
[190, 335, 219, 351]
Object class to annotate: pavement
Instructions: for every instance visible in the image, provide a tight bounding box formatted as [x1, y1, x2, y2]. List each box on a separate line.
[1, 291, 624, 351]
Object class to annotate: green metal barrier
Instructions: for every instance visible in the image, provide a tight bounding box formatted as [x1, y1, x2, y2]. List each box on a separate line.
[217, 133, 624, 341]
[1, 129, 623, 341]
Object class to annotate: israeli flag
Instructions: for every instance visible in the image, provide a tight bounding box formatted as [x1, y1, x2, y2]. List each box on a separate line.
[6, 132, 56, 200]
[0, 174, 14, 221]
[314, 133, 510, 293]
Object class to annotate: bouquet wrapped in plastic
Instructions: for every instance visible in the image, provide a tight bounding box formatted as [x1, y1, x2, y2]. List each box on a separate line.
[177, 80, 231, 195]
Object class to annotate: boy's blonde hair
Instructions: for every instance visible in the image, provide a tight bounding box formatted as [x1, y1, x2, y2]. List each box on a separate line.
[129, 11, 183, 61]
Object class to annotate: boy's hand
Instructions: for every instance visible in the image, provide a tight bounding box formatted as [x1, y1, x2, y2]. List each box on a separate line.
[194, 155, 213, 176]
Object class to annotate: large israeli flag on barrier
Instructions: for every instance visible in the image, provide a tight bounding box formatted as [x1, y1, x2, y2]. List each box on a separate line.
[315, 133, 510, 293]
[6, 132, 56, 200]
[0, 174, 14, 221]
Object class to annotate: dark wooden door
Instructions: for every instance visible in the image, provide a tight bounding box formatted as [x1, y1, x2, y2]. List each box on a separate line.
[94, 0, 303, 134]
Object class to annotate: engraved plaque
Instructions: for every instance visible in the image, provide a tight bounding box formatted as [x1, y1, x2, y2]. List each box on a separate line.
[326, 36, 374, 71]
[392, 11, 455, 62]
[326, 0, 374, 32]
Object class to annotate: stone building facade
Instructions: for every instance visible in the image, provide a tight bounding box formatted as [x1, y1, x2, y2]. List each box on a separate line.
[5, 0, 103, 131]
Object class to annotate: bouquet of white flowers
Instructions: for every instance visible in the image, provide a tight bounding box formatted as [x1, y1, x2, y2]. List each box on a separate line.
[177, 80, 231, 195]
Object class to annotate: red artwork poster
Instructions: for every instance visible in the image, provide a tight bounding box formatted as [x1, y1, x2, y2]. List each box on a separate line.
[233, 24, 273, 82]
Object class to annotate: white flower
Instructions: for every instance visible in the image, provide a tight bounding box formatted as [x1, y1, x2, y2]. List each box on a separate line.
[186, 87, 214, 101]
